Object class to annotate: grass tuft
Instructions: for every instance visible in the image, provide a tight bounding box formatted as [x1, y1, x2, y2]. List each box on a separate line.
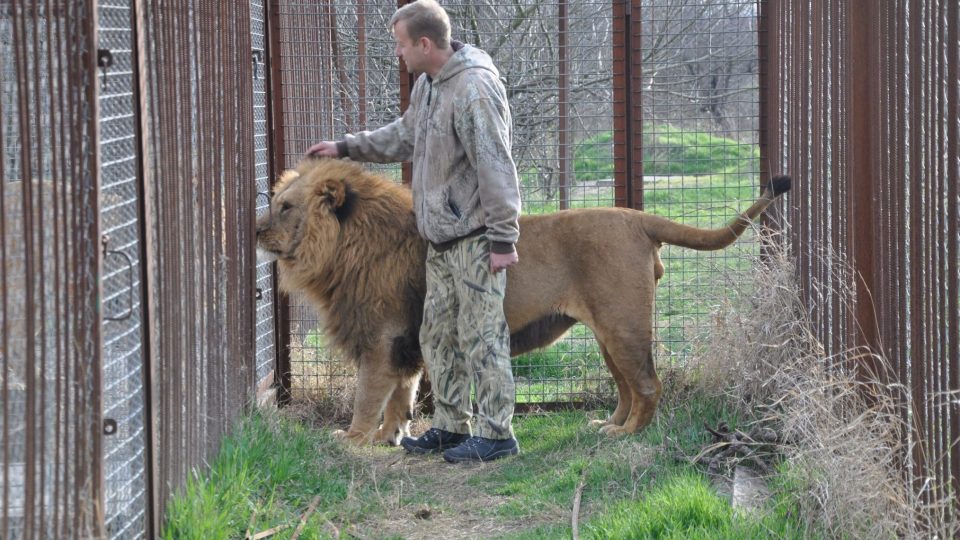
[687, 232, 960, 538]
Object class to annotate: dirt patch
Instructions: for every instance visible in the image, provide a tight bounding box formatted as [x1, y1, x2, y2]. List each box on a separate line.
[332, 423, 564, 539]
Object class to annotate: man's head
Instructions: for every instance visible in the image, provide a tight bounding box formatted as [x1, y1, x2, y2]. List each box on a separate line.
[390, 0, 452, 75]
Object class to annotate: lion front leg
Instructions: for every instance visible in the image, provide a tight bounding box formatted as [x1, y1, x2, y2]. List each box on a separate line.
[373, 370, 421, 446]
[334, 360, 397, 445]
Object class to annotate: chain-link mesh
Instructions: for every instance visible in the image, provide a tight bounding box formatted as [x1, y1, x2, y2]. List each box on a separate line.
[97, 1, 148, 537]
[251, 0, 277, 389]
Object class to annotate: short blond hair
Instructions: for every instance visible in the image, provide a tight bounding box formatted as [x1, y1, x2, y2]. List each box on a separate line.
[389, 0, 451, 50]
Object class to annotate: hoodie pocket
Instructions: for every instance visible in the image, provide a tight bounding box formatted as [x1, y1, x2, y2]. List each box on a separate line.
[447, 197, 462, 219]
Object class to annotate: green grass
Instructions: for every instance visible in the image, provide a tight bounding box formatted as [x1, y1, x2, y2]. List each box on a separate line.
[569, 126, 759, 184]
[162, 416, 362, 540]
[163, 396, 811, 539]
[583, 473, 804, 539]
[643, 125, 760, 176]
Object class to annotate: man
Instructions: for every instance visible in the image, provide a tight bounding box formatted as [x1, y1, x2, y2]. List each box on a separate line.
[306, 0, 521, 463]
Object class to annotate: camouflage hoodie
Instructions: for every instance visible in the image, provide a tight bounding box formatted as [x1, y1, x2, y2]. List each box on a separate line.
[341, 44, 521, 253]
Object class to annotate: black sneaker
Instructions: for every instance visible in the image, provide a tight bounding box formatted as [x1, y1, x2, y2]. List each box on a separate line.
[442, 436, 520, 463]
[400, 428, 470, 455]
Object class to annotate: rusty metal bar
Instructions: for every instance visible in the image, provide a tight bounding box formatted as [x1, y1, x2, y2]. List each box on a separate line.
[757, 0, 783, 237]
[907, 0, 928, 491]
[399, 0, 413, 185]
[358, 0, 368, 127]
[612, 0, 626, 208]
[557, 0, 569, 210]
[1, 19, 8, 540]
[267, 0, 293, 407]
[611, 0, 641, 210]
[948, 0, 960, 510]
[129, 0, 160, 534]
[847, 0, 883, 380]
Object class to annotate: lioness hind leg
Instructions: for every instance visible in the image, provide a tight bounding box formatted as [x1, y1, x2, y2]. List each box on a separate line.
[599, 346, 661, 437]
[589, 343, 632, 429]
[336, 360, 397, 445]
[374, 371, 421, 446]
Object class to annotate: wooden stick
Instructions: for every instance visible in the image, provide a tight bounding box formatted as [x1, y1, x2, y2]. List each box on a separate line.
[290, 495, 323, 540]
[572, 468, 588, 540]
[251, 524, 287, 540]
[244, 508, 258, 540]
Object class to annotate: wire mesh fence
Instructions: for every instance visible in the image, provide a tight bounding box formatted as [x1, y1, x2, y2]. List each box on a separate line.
[251, 0, 278, 393]
[3, 1, 271, 537]
[139, 0, 261, 526]
[269, 0, 762, 409]
[1, 3, 104, 538]
[97, 0, 148, 537]
[764, 0, 959, 517]
[640, 0, 761, 364]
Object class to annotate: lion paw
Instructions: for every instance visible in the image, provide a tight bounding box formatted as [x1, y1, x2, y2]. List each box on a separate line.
[589, 418, 612, 428]
[599, 424, 630, 437]
[332, 428, 371, 445]
[373, 427, 404, 446]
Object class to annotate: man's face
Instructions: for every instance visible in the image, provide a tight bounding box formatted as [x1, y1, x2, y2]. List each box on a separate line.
[393, 20, 423, 74]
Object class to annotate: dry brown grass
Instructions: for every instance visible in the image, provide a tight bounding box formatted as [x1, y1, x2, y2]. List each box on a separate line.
[688, 233, 959, 539]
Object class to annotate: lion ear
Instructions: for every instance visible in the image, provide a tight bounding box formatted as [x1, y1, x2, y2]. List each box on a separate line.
[275, 169, 300, 190]
[315, 178, 347, 209]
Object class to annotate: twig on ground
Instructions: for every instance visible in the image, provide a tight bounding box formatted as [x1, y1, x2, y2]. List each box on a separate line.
[250, 524, 288, 540]
[694, 422, 780, 476]
[572, 466, 589, 540]
[244, 508, 258, 540]
[290, 495, 322, 540]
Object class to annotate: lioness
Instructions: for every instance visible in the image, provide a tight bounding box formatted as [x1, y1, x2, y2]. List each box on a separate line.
[257, 158, 791, 445]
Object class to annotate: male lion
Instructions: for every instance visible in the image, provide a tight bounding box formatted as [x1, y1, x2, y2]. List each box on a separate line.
[257, 158, 791, 445]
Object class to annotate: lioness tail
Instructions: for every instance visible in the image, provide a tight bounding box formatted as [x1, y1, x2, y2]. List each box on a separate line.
[641, 175, 792, 251]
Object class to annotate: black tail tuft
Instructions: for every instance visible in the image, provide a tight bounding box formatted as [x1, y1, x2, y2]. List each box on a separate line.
[770, 175, 792, 197]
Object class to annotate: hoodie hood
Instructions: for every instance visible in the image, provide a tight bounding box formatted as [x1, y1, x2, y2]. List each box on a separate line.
[342, 43, 521, 249]
[434, 44, 500, 85]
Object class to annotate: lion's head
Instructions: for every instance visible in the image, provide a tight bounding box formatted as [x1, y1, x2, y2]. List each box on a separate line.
[256, 159, 356, 266]
[256, 158, 422, 300]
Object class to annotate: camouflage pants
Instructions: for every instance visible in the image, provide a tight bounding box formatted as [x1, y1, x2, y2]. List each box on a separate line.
[420, 234, 516, 440]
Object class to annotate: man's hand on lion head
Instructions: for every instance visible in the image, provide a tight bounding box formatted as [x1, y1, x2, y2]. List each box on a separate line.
[305, 141, 339, 158]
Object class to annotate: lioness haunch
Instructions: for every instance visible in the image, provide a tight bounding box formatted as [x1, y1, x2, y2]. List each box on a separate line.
[256, 158, 791, 445]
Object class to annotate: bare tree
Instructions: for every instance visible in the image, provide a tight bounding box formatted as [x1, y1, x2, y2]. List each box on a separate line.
[319, 0, 758, 200]
[642, 0, 758, 138]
